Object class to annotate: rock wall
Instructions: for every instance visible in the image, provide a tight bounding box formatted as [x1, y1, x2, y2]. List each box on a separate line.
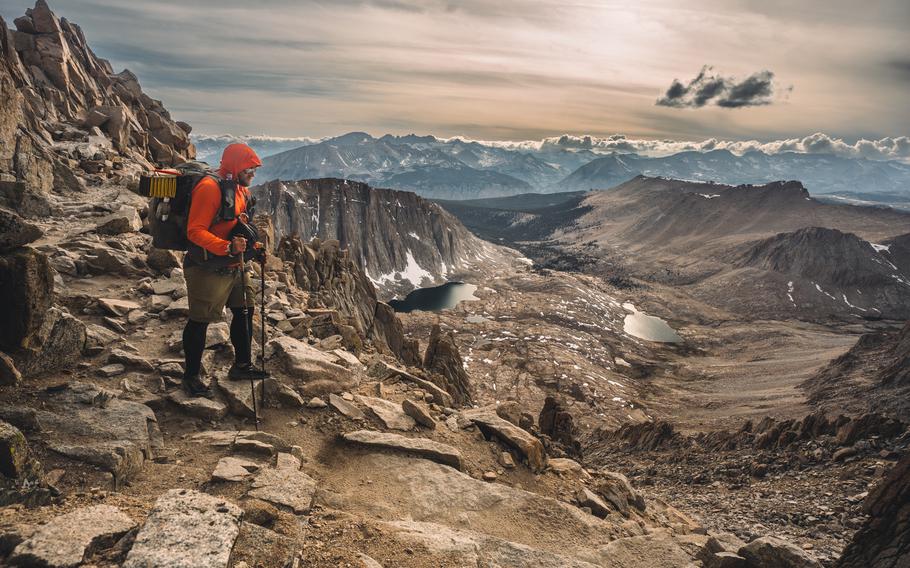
[0, 1, 195, 216]
[254, 178, 502, 299]
[836, 453, 910, 568]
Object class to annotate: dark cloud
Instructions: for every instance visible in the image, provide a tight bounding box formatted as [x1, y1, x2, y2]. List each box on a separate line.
[890, 59, 910, 81]
[656, 66, 779, 109]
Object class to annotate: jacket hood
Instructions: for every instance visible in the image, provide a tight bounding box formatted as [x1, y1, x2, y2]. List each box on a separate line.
[218, 143, 262, 180]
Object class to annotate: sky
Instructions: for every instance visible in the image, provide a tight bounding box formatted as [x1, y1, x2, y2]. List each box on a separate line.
[1, 0, 908, 147]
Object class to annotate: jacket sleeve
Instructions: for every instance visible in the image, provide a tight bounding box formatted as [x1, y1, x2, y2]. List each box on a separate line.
[186, 178, 230, 256]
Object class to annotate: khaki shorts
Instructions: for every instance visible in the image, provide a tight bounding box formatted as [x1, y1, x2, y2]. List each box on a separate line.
[184, 264, 254, 323]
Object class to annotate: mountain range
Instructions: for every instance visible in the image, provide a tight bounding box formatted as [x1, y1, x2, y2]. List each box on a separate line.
[195, 132, 910, 202]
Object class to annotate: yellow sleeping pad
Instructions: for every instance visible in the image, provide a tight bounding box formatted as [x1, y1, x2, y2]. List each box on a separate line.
[138, 174, 178, 198]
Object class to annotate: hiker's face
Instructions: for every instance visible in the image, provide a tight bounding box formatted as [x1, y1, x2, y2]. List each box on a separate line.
[238, 167, 257, 187]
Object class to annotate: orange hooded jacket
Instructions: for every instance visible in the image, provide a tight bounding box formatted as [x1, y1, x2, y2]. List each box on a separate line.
[186, 143, 262, 256]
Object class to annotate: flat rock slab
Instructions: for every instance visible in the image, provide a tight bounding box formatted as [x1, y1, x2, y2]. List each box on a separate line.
[383, 520, 602, 568]
[356, 395, 416, 431]
[248, 467, 317, 514]
[329, 393, 366, 420]
[168, 391, 228, 421]
[11, 504, 136, 567]
[216, 376, 263, 418]
[98, 298, 141, 317]
[37, 383, 161, 481]
[381, 363, 453, 407]
[739, 536, 821, 568]
[319, 453, 621, 559]
[211, 457, 260, 482]
[402, 399, 437, 429]
[462, 407, 547, 472]
[343, 430, 464, 470]
[123, 489, 243, 568]
[266, 336, 358, 396]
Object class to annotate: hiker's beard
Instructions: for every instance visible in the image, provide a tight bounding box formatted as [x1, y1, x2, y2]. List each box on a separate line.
[238, 172, 255, 187]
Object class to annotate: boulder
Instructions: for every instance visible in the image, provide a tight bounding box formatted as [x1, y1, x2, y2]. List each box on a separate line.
[16, 307, 86, 376]
[248, 466, 317, 514]
[95, 206, 141, 235]
[147, 248, 181, 273]
[380, 362, 453, 407]
[0, 247, 53, 351]
[0, 207, 42, 253]
[402, 398, 436, 429]
[216, 376, 263, 418]
[328, 393, 366, 420]
[0, 420, 29, 478]
[423, 324, 473, 406]
[342, 430, 464, 470]
[594, 470, 646, 515]
[0, 352, 22, 386]
[211, 456, 260, 482]
[739, 536, 821, 568]
[9, 504, 136, 568]
[98, 297, 142, 317]
[576, 487, 613, 519]
[356, 395, 415, 431]
[462, 407, 547, 471]
[596, 531, 697, 567]
[123, 489, 243, 568]
[539, 395, 581, 455]
[37, 382, 161, 483]
[266, 335, 357, 396]
[168, 391, 227, 421]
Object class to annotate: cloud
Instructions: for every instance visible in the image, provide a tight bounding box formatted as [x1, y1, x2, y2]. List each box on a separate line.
[656, 66, 780, 109]
[442, 132, 910, 163]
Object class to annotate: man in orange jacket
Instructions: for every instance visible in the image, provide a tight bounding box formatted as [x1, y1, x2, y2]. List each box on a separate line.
[182, 143, 269, 396]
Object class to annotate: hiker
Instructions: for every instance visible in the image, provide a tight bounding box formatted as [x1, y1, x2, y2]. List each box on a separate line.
[181, 143, 269, 396]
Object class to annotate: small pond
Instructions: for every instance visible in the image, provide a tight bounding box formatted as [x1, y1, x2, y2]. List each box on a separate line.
[622, 303, 682, 343]
[389, 282, 479, 313]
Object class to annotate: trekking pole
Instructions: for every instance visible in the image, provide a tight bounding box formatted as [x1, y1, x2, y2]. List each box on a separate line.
[259, 254, 267, 374]
[239, 251, 260, 430]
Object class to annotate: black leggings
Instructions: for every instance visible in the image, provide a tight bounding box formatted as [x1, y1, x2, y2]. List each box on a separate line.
[183, 307, 255, 378]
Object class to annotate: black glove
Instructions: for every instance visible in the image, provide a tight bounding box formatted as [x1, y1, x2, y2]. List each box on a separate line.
[230, 221, 266, 262]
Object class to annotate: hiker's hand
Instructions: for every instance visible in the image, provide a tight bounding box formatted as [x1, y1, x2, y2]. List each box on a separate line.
[254, 242, 267, 261]
[230, 236, 247, 255]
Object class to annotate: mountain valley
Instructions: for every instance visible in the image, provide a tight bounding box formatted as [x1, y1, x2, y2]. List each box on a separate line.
[0, 3, 908, 568]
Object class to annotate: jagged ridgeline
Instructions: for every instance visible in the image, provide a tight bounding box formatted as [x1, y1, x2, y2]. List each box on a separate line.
[0, 0, 195, 217]
[253, 178, 513, 299]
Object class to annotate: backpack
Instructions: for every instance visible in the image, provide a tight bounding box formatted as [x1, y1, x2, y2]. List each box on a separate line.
[138, 161, 238, 251]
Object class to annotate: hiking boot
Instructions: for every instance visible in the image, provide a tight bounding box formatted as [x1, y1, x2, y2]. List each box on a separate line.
[227, 363, 270, 381]
[182, 374, 213, 397]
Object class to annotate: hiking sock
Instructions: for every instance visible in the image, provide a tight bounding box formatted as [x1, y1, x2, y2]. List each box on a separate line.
[230, 306, 255, 366]
[182, 319, 209, 379]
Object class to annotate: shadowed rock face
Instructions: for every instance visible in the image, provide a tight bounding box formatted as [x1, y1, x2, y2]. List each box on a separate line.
[837, 453, 910, 568]
[1, 1, 195, 215]
[254, 178, 502, 299]
[423, 324, 473, 406]
[730, 227, 910, 318]
[276, 235, 420, 365]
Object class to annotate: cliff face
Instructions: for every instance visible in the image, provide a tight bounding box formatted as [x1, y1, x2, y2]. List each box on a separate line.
[0, 1, 194, 216]
[254, 178, 507, 299]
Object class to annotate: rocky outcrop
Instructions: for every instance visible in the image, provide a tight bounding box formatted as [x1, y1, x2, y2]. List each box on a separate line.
[0, 1, 195, 216]
[539, 395, 581, 456]
[731, 227, 910, 318]
[255, 178, 504, 298]
[837, 453, 910, 568]
[804, 323, 910, 421]
[423, 324, 473, 406]
[276, 235, 419, 364]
